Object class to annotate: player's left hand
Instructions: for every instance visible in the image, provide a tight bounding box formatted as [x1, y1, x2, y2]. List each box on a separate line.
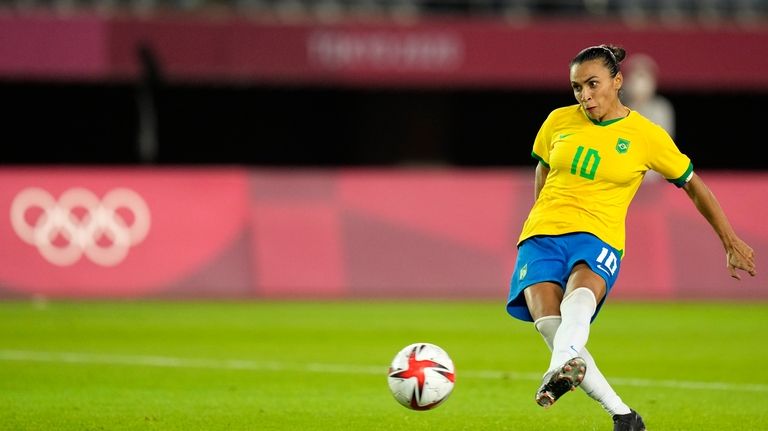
[726, 238, 756, 280]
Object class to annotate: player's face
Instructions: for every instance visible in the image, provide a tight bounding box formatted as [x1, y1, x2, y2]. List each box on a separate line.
[570, 59, 622, 121]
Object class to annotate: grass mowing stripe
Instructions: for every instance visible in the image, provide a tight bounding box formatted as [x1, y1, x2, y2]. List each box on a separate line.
[2, 349, 766, 394]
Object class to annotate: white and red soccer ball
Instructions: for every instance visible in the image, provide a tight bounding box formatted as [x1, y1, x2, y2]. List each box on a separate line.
[387, 342, 456, 410]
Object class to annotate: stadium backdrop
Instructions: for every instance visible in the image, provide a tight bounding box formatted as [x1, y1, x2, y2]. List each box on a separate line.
[1, 13, 767, 89]
[0, 168, 764, 300]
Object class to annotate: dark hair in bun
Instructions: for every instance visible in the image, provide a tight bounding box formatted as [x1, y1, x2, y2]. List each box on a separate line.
[570, 44, 626, 77]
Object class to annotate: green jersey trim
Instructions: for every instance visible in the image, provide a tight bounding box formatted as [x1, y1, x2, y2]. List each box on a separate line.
[668, 162, 694, 188]
[531, 151, 550, 168]
[589, 116, 626, 127]
[581, 106, 629, 127]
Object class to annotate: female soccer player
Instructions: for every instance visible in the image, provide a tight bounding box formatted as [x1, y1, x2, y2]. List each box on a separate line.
[505, 44, 756, 431]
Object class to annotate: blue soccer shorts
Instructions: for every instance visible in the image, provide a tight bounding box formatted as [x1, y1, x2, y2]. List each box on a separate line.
[506, 232, 622, 323]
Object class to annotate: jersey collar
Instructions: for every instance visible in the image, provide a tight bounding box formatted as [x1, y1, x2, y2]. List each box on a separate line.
[582, 106, 630, 126]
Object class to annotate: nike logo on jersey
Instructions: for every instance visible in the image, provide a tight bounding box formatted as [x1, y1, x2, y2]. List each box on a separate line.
[559, 133, 575, 139]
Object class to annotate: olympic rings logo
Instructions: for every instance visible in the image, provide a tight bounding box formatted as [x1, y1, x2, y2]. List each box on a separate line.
[10, 187, 151, 267]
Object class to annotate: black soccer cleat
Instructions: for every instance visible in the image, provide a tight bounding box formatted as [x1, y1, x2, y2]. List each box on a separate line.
[535, 356, 587, 408]
[613, 409, 647, 431]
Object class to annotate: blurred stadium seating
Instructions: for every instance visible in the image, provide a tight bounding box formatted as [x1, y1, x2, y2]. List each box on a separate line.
[1, 0, 766, 22]
[0, 0, 766, 167]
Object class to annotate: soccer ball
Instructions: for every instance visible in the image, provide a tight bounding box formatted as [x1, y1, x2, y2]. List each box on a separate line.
[387, 342, 456, 411]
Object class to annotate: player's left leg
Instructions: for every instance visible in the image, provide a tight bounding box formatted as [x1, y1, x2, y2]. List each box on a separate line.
[534, 264, 605, 407]
[522, 281, 584, 407]
[535, 316, 634, 415]
[535, 355, 586, 407]
[535, 314, 646, 429]
[547, 283, 599, 372]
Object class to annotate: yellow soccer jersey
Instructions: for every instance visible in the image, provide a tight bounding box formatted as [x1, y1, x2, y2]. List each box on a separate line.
[519, 104, 693, 255]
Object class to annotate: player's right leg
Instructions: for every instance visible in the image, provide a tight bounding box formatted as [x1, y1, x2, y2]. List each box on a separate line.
[612, 409, 646, 431]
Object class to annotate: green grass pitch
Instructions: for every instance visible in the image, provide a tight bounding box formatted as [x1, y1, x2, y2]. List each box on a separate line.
[1, 300, 767, 430]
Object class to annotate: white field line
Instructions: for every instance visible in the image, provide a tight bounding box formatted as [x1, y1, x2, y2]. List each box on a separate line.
[1, 349, 766, 394]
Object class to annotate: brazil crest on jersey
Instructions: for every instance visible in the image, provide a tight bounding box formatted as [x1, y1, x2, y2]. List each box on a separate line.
[519, 104, 693, 255]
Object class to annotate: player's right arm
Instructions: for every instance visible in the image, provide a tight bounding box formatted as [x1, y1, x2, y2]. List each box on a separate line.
[531, 109, 558, 201]
[535, 162, 549, 201]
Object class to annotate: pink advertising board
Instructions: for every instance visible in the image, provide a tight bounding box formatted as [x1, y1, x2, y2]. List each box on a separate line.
[0, 167, 251, 297]
[0, 168, 764, 300]
[1, 13, 767, 89]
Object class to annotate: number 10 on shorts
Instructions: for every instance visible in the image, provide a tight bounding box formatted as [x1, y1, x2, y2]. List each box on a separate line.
[596, 247, 618, 276]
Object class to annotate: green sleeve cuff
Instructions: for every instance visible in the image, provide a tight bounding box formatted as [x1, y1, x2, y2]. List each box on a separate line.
[667, 162, 694, 188]
[531, 151, 549, 168]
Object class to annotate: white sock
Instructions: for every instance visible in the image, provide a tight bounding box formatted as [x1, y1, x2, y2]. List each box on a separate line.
[534, 315, 632, 416]
[579, 348, 632, 415]
[548, 287, 596, 371]
[533, 316, 561, 351]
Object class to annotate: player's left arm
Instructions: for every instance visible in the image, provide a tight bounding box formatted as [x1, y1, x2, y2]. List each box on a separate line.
[682, 173, 757, 280]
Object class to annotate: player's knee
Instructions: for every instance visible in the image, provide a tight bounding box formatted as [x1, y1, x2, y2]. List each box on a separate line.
[524, 282, 564, 320]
